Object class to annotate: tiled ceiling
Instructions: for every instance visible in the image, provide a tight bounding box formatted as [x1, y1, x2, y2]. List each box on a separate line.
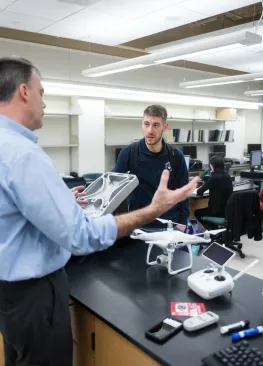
[181, 25, 263, 73]
[0, 0, 262, 74]
[0, 0, 259, 45]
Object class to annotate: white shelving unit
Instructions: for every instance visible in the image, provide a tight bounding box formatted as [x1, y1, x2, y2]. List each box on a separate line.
[105, 115, 226, 123]
[36, 96, 82, 174]
[105, 141, 229, 147]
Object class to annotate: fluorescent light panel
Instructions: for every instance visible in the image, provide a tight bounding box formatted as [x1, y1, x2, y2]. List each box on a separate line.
[88, 64, 149, 77]
[42, 81, 260, 110]
[155, 44, 243, 64]
[180, 71, 263, 89]
[244, 90, 263, 96]
[185, 80, 245, 89]
[82, 30, 262, 78]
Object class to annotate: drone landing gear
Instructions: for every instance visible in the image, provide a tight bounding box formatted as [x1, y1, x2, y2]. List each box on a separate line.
[146, 243, 193, 276]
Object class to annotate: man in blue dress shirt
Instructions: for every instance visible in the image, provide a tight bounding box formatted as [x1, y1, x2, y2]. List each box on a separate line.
[0, 57, 197, 366]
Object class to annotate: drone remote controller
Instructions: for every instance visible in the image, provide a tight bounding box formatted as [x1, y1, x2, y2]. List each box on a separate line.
[188, 243, 259, 299]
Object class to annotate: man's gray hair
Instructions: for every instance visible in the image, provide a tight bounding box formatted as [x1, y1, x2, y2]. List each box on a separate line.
[143, 105, 168, 122]
[0, 57, 41, 102]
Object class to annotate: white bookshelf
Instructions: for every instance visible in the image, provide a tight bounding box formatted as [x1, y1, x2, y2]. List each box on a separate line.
[105, 115, 227, 123]
[105, 141, 229, 147]
[36, 96, 82, 174]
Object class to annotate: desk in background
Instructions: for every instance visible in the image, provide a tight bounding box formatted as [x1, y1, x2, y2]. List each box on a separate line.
[66, 239, 263, 366]
[189, 164, 250, 178]
[190, 181, 258, 218]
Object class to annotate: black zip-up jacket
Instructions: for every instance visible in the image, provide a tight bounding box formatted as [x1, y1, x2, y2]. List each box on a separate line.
[113, 138, 189, 225]
[225, 190, 262, 242]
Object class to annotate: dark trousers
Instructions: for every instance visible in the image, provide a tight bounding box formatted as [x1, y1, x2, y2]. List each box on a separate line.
[0, 268, 72, 366]
[194, 207, 219, 230]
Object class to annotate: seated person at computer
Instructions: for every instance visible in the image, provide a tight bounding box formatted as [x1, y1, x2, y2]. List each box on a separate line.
[194, 156, 233, 228]
[113, 104, 189, 230]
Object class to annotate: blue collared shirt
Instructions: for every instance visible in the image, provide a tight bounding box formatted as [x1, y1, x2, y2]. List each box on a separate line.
[0, 116, 118, 281]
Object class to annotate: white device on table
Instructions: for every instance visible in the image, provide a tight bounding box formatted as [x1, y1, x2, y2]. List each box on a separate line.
[78, 172, 138, 218]
[130, 226, 225, 276]
[187, 242, 259, 300]
[183, 311, 219, 332]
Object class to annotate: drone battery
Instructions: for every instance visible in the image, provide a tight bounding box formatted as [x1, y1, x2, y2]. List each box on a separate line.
[145, 318, 183, 344]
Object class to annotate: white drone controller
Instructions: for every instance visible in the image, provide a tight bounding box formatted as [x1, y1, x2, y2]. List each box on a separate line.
[130, 224, 224, 276]
[187, 242, 259, 300]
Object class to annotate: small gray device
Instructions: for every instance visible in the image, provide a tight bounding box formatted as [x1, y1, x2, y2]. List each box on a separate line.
[79, 172, 139, 218]
[183, 312, 219, 332]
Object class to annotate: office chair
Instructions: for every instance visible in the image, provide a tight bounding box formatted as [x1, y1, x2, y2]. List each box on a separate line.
[259, 189, 263, 228]
[200, 215, 244, 258]
[259, 189, 263, 212]
[201, 190, 262, 259]
[200, 168, 210, 182]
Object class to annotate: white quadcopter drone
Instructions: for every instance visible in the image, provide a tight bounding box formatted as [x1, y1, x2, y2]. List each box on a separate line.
[130, 225, 226, 276]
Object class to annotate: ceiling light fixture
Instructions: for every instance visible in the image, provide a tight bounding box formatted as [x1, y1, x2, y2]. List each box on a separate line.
[82, 30, 262, 78]
[154, 43, 244, 64]
[180, 71, 263, 89]
[42, 81, 260, 110]
[88, 64, 149, 77]
[244, 90, 263, 96]
[185, 80, 245, 88]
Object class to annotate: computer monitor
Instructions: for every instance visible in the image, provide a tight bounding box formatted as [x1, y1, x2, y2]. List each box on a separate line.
[213, 145, 226, 156]
[250, 150, 262, 170]
[247, 144, 262, 154]
[182, 145, 197, 159]
[184, 155, 190, 170]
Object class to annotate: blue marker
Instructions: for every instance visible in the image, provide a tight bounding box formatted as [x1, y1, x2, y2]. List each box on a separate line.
[232, 326, 263, 341]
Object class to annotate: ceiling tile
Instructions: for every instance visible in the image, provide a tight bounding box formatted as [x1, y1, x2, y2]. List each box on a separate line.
[40, 6, 125, 39]
[184, 47, 263, 73]
[178, 0, 258, 17]
[7, 0, 86, 21]
[0, 0, 17, 9]
[82, 4, 207, 46]
[0, 10, 54, 32]
[91, 0, 187, 19]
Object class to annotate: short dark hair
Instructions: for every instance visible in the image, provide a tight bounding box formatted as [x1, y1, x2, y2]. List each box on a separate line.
[0, 57, 41, 102]
[210, 155, 225, 173]
[143, 105, 168, 121]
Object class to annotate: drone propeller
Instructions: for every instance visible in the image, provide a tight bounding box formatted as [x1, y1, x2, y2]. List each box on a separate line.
[195, 228, 226, 237]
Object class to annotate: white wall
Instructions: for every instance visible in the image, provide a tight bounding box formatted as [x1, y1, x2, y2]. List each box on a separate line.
[78, 98, 105, 174]
[245, 109, 263, 151]
[225, 111, 245, 158]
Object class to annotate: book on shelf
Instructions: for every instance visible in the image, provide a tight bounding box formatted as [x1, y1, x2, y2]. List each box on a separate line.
[220, 130, 227, 142]
[164, 130, 174, 143]
[164, 129, 191, 143]
[164, 128, 234, 144]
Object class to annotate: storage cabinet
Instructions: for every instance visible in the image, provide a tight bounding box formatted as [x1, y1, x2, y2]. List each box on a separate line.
[71, 300, 160, 366]
[0, 334, 4, 366]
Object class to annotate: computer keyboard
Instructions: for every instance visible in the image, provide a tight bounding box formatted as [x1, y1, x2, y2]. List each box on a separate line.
[202, 340, 263, 366]
[232, 179, 250, 186]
